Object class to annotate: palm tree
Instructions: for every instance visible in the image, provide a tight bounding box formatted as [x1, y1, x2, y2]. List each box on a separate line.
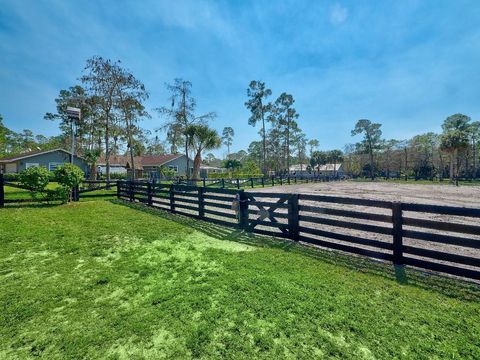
[185, 124, 221, 180]
[440, 114, 470, 182]
[328, 149, 344, 178]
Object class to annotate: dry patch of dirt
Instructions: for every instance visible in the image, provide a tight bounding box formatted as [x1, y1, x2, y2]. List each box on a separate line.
[248, 181, 480, 208]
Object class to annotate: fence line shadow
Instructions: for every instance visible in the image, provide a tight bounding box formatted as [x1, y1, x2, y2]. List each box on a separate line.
[113, 199, 480, 302]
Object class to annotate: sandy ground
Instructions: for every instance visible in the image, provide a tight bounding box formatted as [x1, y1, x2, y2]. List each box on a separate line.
[247, 181, 480, 208]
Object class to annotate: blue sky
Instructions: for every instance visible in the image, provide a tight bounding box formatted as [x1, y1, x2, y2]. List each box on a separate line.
[1, 0, 480, 156]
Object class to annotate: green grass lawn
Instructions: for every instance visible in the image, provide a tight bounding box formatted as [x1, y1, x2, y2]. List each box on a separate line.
[0, 201, 479, 359]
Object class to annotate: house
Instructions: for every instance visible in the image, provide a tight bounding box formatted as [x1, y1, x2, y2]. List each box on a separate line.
[199, 165, 226, 178]
[315, 163, 345, 177]
[0, 149, 89, 174]
[288, 164, 311, 176]
[97, 154, 193, 178]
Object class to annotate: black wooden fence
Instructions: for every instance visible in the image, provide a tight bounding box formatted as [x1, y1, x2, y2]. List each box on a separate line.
[117, 180, 480, 280]
[177, 175, 340, 189]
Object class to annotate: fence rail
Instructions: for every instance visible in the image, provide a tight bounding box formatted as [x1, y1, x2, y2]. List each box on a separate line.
[116, 180, 480, 281]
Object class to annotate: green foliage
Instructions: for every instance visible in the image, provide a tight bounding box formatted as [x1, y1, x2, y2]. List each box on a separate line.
[159, 165, 176, 178]
[54, 163, 84, 189]
[2, 173, 21, 182]
[19, 166, 51, 194]
[223, 159, 242, 171]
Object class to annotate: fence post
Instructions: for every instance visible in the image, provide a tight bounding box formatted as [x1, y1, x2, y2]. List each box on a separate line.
[271, 176, 274, 187]
[202, 178, 206, 188]
[238, 190, 249, 230]
[169, 184, 175, 212]
[198, 187, 205, 218]
[129, 181, 134, 202]
[221, 178, 225, 189]
[280, 177, 283, 186]
[250, 177, 254, 188]
[236, 178, 240, 189]
[261, 177, 265, 187]
[75, 185, 80, 201]
[116, 180, 121, 199]
[147, 181, 153, 206]
[287, 176, 290, 185]
[392, 202, 403, 265]
[0, 173, 4, 208]
[288, 194, 300, 241]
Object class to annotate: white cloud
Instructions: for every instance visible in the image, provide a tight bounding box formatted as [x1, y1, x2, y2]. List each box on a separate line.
[329, 3, 348, 25]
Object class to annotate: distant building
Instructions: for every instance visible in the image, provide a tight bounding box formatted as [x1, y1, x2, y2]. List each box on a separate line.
[288, 164, 310, 176]
[97, 154, 193, 178]
[199, 165, 226, 178]
[0, 149, 89, 174]
[316, 163, 344, 177]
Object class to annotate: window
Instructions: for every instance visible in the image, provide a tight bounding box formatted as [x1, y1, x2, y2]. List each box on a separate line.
[25, 163, 39, 168]
[168, 165, 178, 172]
[48, 162, 63, 171]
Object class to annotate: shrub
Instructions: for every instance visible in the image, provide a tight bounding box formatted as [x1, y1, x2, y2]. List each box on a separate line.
[98, 172, 128, 180]
[19, 167, 51, 199]
[3, 173, 20, 181]
[54, 164, 84, 202]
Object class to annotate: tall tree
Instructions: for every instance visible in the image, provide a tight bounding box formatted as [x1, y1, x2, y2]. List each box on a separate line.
[468, 121, 480, 178]
[185, 124, 221, 180]
[245, 80, 272, 175]
[308, 139, 319, 157]
[222, 126, 234, 157]
[81, 56, 125, 180]
[310, 150, 328, 173]
[351, 119, 383, 180]
[293, 131, 307, 171]
[440, 114, 471, 181]
[273, 92, 299, 172]
[327, 149, 343, 177]
[117, 68, 149, 180]
[157, 79, 215, 178]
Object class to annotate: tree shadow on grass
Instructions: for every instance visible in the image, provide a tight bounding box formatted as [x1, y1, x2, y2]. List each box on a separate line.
[113, 200, 480, 302]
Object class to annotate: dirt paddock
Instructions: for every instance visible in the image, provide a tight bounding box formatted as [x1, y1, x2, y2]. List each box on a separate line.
[245, 181, 480, 277]
[248, 181, 480, 208]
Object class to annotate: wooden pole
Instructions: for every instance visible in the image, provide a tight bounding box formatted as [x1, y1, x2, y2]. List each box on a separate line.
[288, 194, 299, 241]
[198, 187, 205, 218]
[169, 184, 175, 212]
[238, 190, 248, 230]
[392, 202, 403, 265]
[147, 181, 153, 206]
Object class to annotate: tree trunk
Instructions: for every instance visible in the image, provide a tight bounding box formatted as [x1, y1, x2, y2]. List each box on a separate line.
[449, 151, 454, 181]
[192, 151, 202, 180]
[369, 150, 375, 180]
